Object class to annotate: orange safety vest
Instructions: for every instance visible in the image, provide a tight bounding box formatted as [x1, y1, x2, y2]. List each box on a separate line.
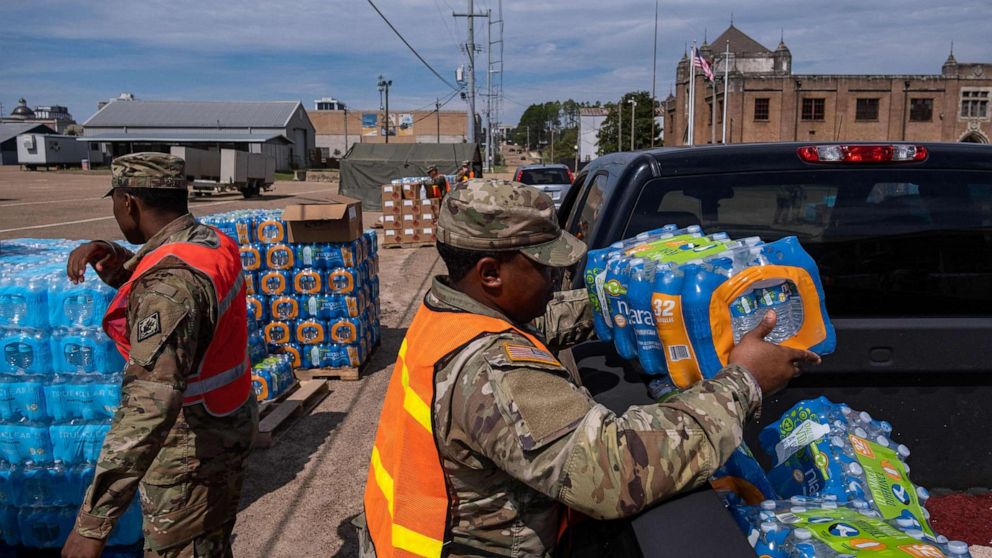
[102, 229, 251, 416]
[364, 303, 553, 557]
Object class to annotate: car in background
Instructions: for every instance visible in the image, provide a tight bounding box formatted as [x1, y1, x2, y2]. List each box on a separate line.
[512, 163, 574, 208]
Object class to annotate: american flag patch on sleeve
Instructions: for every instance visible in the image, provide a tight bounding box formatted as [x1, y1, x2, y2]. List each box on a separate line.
[501, 343, 560, 366]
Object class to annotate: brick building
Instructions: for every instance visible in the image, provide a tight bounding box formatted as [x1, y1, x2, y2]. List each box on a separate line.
[308, 101, 468, 159]
[664, 25, 992, 146]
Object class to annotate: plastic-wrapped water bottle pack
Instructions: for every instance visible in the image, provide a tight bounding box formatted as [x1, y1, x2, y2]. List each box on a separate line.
[200, 211, 382, 383]
[584, 224, 836, 393]
[0, 238, 143, 552]
[711, 397, 972, 557]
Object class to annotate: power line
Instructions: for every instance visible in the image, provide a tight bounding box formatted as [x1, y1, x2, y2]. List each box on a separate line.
[432, 0, 464, 54]
[366, 0, 460, 91]
[413, 88, 463, 124]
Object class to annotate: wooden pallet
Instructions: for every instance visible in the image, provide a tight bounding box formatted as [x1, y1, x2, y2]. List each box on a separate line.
[382, 241, 435, 249]
[293, 342, 379, 382]
[254, 379, 331, 448]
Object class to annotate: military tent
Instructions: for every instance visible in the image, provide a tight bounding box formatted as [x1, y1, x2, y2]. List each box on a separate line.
[339, 143, 481, 210]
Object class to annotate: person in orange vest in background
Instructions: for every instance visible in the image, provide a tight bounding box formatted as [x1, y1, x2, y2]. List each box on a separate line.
[62, 153, 257, 558]
[455, 160, 475, 182]
[358, 178, 820, 557]
[426, 165, 449, 198]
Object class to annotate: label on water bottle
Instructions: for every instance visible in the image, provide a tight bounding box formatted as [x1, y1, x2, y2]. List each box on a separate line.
[848, 435, 934, 536]
[594, 270, 612, 327]
[774, 420, 831, 466]
[789, 508, 943, 557]
[650, 293, 701, 388]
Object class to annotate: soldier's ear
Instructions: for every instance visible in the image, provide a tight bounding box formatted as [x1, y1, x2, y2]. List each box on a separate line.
[477, 256, 502, 289]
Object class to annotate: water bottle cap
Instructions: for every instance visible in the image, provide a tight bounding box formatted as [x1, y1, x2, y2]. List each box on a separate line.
[790, 495, 806, 505]
[790, 506, 807, 514]
[821, 502, 838, 509]
[906, 529, 925, 540]
[859, 411, 872, 423]
[917, 486, 929, 499]
[880, 420, 893, 433]
[922, 507, 930, 519]
[854, 427, 868, 438]
[831, 435, 845, 447]
[760, 521, 778, 533]
[852, 499, 868, 509]
[897, 444, 911, 458]
[793, 528, 812, 540]
[936, 535, 949, 544]
[840, 405, 852, 415]
[760, 500, 777, 510]
[848, 462, 864, 476]
[896, 518, 916, 527]
[822, 494, 838, 501]
[875, 435, 890, 447]
[947, 541, 969, 553]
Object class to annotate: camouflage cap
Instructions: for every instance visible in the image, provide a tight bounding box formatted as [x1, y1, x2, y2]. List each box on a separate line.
[437, 178, 586, 267]
[104, 152, 187, 197]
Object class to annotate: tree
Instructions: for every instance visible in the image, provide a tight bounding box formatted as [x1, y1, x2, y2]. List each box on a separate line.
[597, 91, 660, 155]
[511, 101, 561, 150]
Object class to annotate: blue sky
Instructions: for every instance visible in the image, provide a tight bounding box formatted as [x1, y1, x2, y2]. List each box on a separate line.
[2, 0, 990, 126]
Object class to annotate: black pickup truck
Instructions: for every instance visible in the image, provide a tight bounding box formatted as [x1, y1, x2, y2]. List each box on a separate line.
[556, 142, 992, 556]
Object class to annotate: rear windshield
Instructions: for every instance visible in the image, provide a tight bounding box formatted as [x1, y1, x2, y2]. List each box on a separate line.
[628, 169, 992, 317]
[519, 168, 570, 185]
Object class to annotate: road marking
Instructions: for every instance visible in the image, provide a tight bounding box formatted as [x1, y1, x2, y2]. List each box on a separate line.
[0, 196, 104, 208]
[0, 187, 336, 234]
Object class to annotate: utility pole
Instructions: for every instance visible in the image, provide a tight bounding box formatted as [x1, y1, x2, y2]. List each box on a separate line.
[526, 125, 530, 150]
[618, 97, 623, 152]
[651, 0, 659, 147]
[377, 74, 392, 143]
[436, 98, 441, 144]
[344, 107, 349, 154]
[485, 8, 493, 172]
[454, 2, 488, 146]
[629, 99, 637, 151]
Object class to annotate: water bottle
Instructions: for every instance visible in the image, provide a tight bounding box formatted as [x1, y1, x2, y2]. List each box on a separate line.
[295, 319, 328, 345]
[0, 275, 49, 329]
[296, 243, 319, 269]
[1, 328, 52, 374]
[730, 290, 759, 344]
[603, 256, 637, 360]
[235, 215, 254, 245]
[243, 271, 258, 296]
[327, 268, 357, 294]
[294, 268, 323, 295]
[246, 295, 268, 323]
[263, 320, 292, 345]
[786, 527, 834, 557]
[626, 259, 667, 375]
[240, 244, 263, 272]
[251, 364, 274, 400]
[945, 540, 973, 556]
[260, 270, 291, 296]
[755, 280, 796, 343]
[0, 378, 47, 422]
[17, 505, 75, 548]
[48, 277, 112, 329]
[754, 521, 789, 558]
[329, 318, 363, 345]
[255, 217, 286, 244]
[266, 243, 295, 271]
[270, 295, 301, 321]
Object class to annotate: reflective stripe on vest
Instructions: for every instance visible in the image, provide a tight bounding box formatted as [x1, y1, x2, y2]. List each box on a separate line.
[364, 302, 548, 558]
[102, 229, 251, 416]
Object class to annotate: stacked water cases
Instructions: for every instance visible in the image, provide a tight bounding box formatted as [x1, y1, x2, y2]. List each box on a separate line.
[381, 177, 441, 248]
[0, 239, 142, 552]
[201, 210, 381, 400]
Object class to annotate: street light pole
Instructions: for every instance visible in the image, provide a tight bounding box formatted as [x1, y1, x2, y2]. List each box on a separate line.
[629, 99, 637, 151]
[377, 74, 392, 143]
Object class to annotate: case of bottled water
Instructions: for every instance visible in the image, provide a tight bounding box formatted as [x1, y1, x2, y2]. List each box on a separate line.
[0, 238, 144, 552]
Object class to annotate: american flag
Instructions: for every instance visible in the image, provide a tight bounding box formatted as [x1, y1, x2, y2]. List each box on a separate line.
[693, 50, 715, 81]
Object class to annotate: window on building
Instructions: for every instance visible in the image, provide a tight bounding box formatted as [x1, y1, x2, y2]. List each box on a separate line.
[754, 98, 770, 121]
[707, 102, 713, 125]
[961, 90, 990, 118]
[856, 98, 880, 121]
[802, 98, 825, 121]
[910, 98, 934, 122]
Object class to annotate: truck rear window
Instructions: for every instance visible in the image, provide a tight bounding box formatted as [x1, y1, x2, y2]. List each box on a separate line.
[628, 169, 992, 317]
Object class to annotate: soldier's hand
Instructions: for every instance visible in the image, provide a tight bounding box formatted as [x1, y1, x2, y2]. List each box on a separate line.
[66, 241, 115, 284]
[728, 311, 821, 397]
[62, 530, 106, 558]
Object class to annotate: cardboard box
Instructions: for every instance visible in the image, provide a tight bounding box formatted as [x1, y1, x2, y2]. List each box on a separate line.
[283, 195, 363, 243]
[400, 213, 420, 228]
[381, 184, 402, 203]
[402, 182, 425, 200]
[419, 226, 437, 242]
[381, 214, 401, 230]
[382, 199, 402, 216]
[414, 198, 433, 212]
[383, 229, 405, 246]
[399, 199, 419, 215]
[417, 210, 437, 224]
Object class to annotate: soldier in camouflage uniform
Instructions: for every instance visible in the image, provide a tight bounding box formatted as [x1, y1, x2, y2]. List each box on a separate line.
[360, 178, 819, 557]
[62, 154, 257, 558]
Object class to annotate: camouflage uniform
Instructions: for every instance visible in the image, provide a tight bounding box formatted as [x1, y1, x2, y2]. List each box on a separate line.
[74, 154, 257, 556]
[361, 179, 763, 557]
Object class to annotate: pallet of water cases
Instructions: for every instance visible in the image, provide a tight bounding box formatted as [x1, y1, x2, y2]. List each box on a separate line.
[382, 241, 435, 249]
[254, 379, 331, 448]
[293, 341, 380, 381]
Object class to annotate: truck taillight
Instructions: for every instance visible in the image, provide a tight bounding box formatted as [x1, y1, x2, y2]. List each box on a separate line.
[797, 145, 928, 163]
[567, 169, 575, 183]
[515, 170, 523, 181]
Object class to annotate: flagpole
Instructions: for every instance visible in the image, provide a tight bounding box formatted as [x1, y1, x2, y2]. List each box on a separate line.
[688, 41, 696, 146]
[722, 40, 730, 143]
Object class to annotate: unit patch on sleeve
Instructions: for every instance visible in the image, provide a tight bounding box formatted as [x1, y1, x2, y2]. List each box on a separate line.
[501, 343, 559, 366]
[136, 312, 162, 342]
